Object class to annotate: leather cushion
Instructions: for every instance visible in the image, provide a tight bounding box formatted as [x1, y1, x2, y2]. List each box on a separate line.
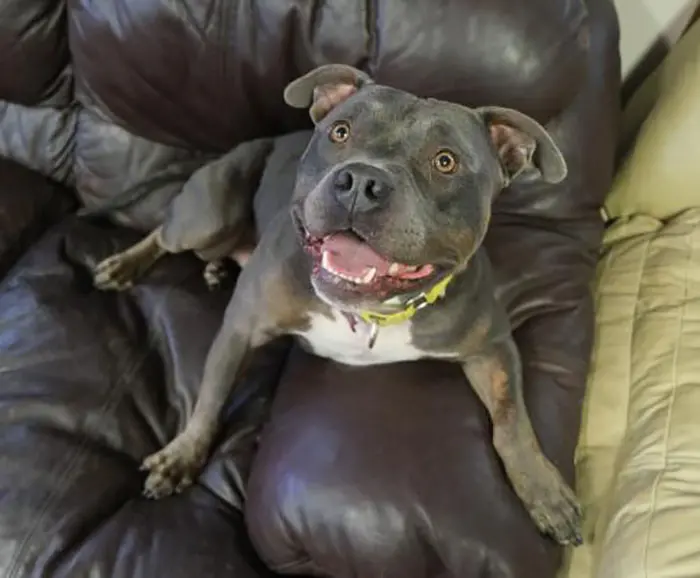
[0, 218, 286, 577]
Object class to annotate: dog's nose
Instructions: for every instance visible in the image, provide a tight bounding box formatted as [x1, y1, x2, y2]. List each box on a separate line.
[332, 164, 393, 212]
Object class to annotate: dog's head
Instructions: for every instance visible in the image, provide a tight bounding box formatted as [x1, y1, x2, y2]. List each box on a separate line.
[285, 64, 567, 311]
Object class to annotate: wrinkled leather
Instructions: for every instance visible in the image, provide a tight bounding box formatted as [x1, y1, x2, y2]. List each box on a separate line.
[0, 0, 620, 576]
[0, 103, 77, 185]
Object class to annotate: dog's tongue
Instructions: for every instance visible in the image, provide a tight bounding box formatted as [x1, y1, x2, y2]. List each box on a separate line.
[320, 232, 429, 279]
[321, 232, 392, 276]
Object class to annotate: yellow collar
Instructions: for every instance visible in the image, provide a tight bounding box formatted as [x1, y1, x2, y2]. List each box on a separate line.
[357, 273, 454, 327]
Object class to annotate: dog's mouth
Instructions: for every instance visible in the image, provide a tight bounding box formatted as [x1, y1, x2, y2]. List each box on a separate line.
[313, 229, 434, 281]
[295, 220, 439, 298]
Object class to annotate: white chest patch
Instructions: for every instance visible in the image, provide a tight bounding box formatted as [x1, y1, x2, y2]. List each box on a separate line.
[293, 309, 454, 367]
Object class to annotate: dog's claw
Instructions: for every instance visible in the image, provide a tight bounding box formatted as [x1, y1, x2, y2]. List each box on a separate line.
[140, 431, 212, 499]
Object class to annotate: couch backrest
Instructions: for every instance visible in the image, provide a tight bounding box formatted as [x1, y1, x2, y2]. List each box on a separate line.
[67, 0, 590, 148]
[0, 0, 604, 230]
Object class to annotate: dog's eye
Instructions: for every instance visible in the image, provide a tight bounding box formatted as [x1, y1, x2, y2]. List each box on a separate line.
[433, 150, 458, 174]
[329, 121, 351, 144]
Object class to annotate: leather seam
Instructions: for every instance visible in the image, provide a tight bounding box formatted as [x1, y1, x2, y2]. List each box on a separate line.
[590, 229, 651, 576]
[640, 225, 693, 577]
[623, 235, 652, 440]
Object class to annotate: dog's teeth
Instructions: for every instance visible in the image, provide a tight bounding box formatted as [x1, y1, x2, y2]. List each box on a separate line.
[361, 268, 377, 284]
[389, 263, 420, 276]
[321, 250, 331, 271]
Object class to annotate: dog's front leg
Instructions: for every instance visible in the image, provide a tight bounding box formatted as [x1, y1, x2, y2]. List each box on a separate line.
[461, 338, 582, 546]
[140, 283, 267, 499]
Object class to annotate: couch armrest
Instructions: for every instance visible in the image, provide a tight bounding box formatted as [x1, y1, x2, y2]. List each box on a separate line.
[0, 158, 75, 277]
[563, 211, 700, 578]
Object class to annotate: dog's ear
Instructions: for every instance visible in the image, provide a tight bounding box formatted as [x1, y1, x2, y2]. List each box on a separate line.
[284, 64, 373, 123]
[477, 106, 568, 185]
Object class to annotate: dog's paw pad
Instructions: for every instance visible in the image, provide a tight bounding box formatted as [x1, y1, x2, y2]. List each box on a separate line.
[140, 434, 209, 500]
[93, 255, 138, 291]
[203, 260, 228, 290]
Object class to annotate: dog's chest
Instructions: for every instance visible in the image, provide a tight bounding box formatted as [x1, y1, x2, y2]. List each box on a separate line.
[293, 310, 430, 366]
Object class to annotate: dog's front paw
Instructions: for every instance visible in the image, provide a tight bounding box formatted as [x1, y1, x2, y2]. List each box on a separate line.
[140, 432, 211, 499]
[516, 456, 582, 546]
[93, 254, 140, 291]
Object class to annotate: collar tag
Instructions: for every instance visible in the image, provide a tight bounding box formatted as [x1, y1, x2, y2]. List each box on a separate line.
[367, 323, 379, 349]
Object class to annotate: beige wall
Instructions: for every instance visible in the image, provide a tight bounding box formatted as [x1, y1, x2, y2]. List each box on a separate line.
[614, 0, 699, 79]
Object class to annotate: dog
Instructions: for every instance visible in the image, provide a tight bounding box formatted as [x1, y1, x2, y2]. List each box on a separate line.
[90, 64, 581, 546]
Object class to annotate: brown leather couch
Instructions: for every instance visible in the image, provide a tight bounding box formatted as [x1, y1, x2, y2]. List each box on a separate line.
[0, 1, 620, 577]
